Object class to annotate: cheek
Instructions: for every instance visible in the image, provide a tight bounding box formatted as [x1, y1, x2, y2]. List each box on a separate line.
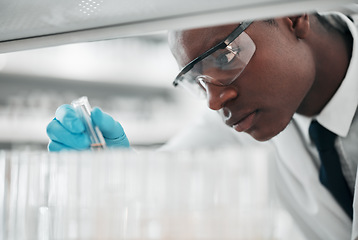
[243, 44, 315, 140]
[252, 40, 316, 110]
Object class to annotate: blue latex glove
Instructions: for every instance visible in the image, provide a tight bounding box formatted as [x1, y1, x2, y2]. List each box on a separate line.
[46, 104, 130, 151]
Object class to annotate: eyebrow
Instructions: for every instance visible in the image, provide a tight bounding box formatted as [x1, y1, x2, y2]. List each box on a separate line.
[204, 24, 243, 50]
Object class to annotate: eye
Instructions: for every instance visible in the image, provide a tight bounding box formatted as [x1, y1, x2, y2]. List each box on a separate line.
[216, 52, 234, 65]
[215, 47, 240, 67]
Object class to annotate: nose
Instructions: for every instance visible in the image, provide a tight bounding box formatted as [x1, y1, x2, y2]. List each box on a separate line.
[206, 84, 238, 110]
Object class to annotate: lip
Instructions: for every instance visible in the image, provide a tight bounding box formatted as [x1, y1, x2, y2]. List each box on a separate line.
[231, 111, 258, 132]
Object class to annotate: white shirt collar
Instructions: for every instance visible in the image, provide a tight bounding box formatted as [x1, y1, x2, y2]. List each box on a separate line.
[315, 12, 358, 137]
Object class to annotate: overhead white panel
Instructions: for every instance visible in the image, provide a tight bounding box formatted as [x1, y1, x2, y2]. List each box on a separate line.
[0, 0, 356, 52]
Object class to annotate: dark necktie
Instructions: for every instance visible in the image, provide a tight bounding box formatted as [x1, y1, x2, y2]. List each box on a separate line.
[309, 120, 353, 219]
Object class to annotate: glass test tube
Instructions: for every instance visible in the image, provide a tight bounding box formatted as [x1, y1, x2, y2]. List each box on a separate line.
[71, 96, 106, 150]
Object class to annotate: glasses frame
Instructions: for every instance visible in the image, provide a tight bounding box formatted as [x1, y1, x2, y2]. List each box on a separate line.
[173, 20, 253, 87]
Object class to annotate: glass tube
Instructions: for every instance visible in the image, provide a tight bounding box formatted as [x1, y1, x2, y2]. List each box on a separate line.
[71, 96, 106, 150]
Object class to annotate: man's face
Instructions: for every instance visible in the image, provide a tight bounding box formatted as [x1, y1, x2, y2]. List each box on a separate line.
[169, 19, 316, 141]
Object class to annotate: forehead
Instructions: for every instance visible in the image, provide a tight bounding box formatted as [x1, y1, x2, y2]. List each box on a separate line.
[168, 23, 240, 66]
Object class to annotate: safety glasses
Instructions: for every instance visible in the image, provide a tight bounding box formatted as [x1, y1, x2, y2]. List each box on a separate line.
[172, 20, 255, 98]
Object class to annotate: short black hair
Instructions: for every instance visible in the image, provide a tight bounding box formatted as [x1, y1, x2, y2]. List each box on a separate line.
[263, 13, 350, 34]
[314, 12, 349, 34]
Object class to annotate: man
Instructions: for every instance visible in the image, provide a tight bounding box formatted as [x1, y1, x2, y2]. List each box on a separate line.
[47, 11, 358, 240]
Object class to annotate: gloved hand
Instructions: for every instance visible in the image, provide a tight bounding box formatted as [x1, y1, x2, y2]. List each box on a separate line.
[46, 104, 130, 151]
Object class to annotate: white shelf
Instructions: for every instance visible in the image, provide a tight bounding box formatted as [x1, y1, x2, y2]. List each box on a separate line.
[1, 0, 354, 53]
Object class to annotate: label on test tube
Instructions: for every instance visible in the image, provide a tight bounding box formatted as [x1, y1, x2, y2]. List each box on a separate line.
[71, 96, 106, 150]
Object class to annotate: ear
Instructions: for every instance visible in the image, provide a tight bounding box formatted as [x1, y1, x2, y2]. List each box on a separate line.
[288, 14, 310, 39]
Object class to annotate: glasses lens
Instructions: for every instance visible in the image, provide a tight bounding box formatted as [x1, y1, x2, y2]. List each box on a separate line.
[177, 75, 208, 99]
[177, 31, 256, 98]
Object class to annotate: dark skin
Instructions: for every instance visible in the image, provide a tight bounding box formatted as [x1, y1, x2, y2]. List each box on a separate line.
[168, 14, 353, 141]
